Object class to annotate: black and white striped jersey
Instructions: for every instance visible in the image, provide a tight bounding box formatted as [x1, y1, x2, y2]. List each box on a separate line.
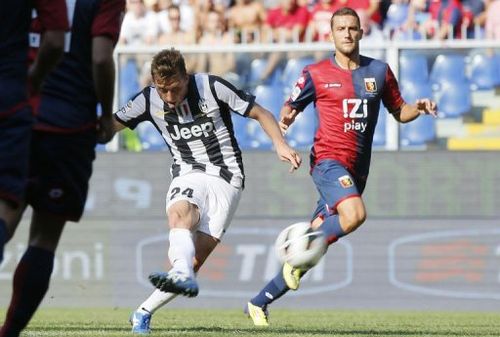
[114, 73, 255, 188]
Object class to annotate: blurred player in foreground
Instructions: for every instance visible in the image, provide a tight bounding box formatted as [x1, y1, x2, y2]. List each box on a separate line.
[0, 3, 68, 335]
[0, 0, 68, 268]
[245, 7, 437, 326]
[0, 1, 124, 336]
[111, 48, 301, 334]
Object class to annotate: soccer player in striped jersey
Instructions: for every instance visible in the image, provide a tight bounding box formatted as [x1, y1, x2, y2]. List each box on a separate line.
[0, 1, 124, 336]
[113, 48, 301, 334]
[245, 7, 437, 326]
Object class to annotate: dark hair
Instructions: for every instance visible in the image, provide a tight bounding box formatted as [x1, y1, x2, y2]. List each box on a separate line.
[167, 4, 180, 14]
[150, 48, 187, 80]
[330, 7, 361, 30]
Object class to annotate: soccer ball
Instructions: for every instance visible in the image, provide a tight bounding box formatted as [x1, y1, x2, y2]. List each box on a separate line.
[275, 222, 327, 269]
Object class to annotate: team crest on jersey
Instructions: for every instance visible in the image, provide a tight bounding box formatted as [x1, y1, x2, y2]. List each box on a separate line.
[338, 175, 354, 188]
[364, 78, 377, 93]
[198, 98, 209, 113]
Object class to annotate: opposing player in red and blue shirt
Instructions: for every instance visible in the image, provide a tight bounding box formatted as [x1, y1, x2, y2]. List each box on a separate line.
[245, 7, 437, 326]
[0, 1, 124, 336]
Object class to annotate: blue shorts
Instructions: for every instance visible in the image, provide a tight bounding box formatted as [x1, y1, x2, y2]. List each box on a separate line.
[0, 107, 33, 207]
[27, 130, 96, 221]
[310, 159, 366, 221]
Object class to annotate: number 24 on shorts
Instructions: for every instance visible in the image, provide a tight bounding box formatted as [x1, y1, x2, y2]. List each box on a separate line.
[170, 187, 194, 200]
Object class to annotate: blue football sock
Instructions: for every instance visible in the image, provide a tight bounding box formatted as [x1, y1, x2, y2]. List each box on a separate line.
[319, 214, 346, 245]
[0, 246, 54, 337]
[250, 268, 290, 308]
[0, 218, 7, 263]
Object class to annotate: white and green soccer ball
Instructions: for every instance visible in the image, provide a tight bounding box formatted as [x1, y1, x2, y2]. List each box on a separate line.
[275, 222, 327, 269]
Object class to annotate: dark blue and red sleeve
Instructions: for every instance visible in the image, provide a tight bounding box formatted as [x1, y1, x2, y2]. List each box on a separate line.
[381, 65, 404, 114]
[286, 68, 316, 112]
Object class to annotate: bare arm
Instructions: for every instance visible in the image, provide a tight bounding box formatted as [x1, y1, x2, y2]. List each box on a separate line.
[93, 36, 116, 144]
[248, 103, 301, 171]
[112, 117, 127, 133]
[392, 99, 438, 123]
[279, 104, 299, 135]
[28, 30, 66, 93]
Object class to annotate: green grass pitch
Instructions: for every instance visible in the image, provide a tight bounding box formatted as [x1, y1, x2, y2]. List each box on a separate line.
[1, 308, 499, 337]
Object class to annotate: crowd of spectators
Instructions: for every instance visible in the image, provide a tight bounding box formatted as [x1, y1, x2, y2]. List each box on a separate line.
[118, 0, 500, 86]
[119, 0, 500, 48]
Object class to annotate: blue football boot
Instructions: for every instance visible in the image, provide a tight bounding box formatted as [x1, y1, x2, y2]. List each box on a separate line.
[129, 310, 152, 334]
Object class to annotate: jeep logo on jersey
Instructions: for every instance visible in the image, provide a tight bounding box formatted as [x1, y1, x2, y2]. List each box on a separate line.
[168, 119, 215, 141]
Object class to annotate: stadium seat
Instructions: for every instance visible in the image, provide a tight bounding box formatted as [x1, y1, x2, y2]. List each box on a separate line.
[286, 104, 317, 150]
[469, 53, 500, 90]
[392, 29, 423, 41]
[384, 3, 409, 31]
[136, 122, 166, 151]
[246, 119, 273, 150]
[373, 106, 387, 147]
[281, 56, 315, 95]
[247, 58, 282, 88]
[400, 114, 436, 146]
[399, 53, 429, 84]
[400, 80, 432, 104]
[253, 84, 285, 117]
[119, 58, 140, 106]
[437, 81, 472, 118]
[231, 114, 251, 150]
[429, 54, 467, 88]
[399, 81, 436, 145]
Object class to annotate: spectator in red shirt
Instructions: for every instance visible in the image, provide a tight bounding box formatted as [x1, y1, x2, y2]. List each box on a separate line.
[259, 0, 310, 84]
[265, 0, 310, 42]
[424, 0, 465, 39]
[338, 0, 382, 24]
[309, 0, 341, 42]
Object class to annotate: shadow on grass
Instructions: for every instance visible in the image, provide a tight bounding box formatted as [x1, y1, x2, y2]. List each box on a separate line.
[33, 325, 468, 336]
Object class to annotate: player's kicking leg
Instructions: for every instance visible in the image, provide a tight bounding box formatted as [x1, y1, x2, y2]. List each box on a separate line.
[141, 174, 240, 332]
[150, 198, 200, 297]
[131, 231, 219, 334]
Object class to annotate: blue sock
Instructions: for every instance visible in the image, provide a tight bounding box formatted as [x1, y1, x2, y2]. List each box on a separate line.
[0, 218, 7, 263]
[319, 214, 346, 245]
[250, 269, 291, 308]
[0, 246, 54, 337]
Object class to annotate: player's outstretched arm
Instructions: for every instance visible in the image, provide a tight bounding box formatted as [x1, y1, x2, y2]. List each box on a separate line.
[248, 103, 302, 172]
[279, 105, 299, 135]
[393, 98, 438, 123]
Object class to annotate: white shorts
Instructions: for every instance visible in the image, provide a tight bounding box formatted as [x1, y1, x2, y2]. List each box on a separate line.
[165, 172, 242, 240]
